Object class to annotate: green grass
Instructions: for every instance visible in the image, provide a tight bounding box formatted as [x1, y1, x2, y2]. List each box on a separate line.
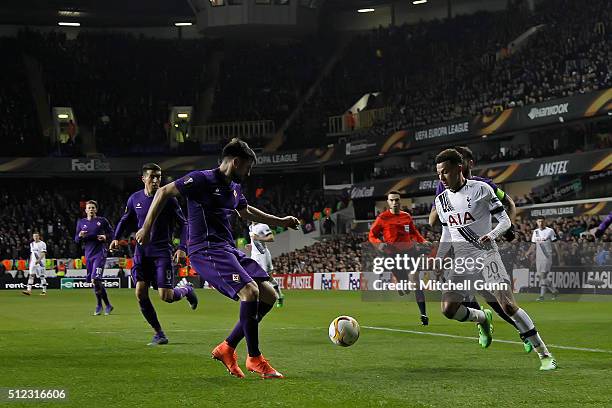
[1, 289, 611, 407]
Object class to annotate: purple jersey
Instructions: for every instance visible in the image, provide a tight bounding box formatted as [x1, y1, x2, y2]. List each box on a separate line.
[432, 176, 504, 207]
[175, 168, 248, 254]
[113, 189, 188, 257]
[75, 217, 113, 260]
[597, 211, 612, 234]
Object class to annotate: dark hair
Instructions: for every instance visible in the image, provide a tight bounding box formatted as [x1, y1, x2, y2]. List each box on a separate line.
[454, 146, 474, 162]
[387, 190, 401, 198]
[435, 149, 463, 166]
[222, 138, 256, 161]
[142, 162, 161, 175]
[33, 231, 40, 235]
[86, 200, 98, 209]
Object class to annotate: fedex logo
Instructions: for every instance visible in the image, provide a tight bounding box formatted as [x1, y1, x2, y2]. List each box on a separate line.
[320, 273, 339, 290]
[448, 212, 475, 226]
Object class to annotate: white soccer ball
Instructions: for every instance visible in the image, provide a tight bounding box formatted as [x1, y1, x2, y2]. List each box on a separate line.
[328, 316, 360, 347]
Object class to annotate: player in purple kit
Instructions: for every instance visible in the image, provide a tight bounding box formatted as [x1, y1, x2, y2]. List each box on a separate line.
[428, 146, 533, 352]
[75, 200, 114, 316]
[136, 138, 300, 379]
[110, 163, 198, 346]
[594, 211, 612, 238]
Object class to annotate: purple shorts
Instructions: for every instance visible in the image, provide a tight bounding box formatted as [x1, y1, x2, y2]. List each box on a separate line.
[189, 245, 270, 301]
[131, 255, 174, 289]
[86, 256, 106, 282]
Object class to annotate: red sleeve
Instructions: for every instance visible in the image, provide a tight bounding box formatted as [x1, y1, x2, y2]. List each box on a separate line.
[368, 216, 384, 244]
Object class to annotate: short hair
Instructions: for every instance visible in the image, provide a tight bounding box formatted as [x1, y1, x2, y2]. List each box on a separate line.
[435, 149, 463, 166]
[222, 138, 256, 161]
[454, 146, 474, 162]
[33, 231, 40, 235]
[142, 162, 161, 175]
[86, 200, 98, 209]
[387, 190, 401, 198]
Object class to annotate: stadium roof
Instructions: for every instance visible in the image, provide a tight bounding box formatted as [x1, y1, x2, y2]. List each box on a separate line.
[0, 0, 194, 27]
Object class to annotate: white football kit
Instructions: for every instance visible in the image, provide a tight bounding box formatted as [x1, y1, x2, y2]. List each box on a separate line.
[531, 227, 557, 275]
[249, 223, 273, 274]
[29, 240, 47, 277]
[435, 180, 511, 293]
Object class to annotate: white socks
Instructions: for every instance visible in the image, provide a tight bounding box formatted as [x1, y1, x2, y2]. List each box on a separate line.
[453, 305, 486, 324]
[511, 308, 550, 358]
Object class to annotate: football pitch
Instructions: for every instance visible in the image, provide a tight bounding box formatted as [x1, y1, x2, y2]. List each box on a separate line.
[1, 289, 611, 407]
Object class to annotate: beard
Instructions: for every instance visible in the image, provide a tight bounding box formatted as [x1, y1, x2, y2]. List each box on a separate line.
[230, 172, 245, 183]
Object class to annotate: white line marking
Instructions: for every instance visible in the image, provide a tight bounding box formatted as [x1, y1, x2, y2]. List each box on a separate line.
[88, 327, 325, 335]
[363, 326, 612, 354]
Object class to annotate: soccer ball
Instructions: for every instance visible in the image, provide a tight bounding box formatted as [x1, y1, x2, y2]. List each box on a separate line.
[328, 316, 360, 347]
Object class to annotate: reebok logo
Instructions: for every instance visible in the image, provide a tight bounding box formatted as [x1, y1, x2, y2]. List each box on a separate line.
[528, 103, 569, 120]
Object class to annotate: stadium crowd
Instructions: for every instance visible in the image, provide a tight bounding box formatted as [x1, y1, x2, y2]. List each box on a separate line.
[272, 214, 611, 274]
[287, 0, 610, 148]
[0, 38, 42, 156]
[18, 30, 210, 156]
[0, 181, 128, 262]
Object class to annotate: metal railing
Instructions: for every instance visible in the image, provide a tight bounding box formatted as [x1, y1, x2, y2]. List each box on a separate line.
[328, 107, 392, 136]
[191, 120, 275, 144]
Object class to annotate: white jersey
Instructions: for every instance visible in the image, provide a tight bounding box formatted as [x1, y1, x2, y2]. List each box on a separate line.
[30, 240, 47, 266]
[249, 223, 273, 255]
[435, 179, 504, 259]
[531, 227, 557, 261]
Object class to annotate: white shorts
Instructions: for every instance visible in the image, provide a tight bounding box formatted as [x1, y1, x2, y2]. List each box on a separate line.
[445, 251, 510, 297]
[28, 264, 46, 277]
[250, 249, 273, 274]
[536, 258, 553, 274]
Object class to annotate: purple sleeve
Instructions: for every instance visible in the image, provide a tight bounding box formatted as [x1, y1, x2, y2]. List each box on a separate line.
[74, 220, 82, 243]
[113, 196, 135, 240]
[431, 181, 445, 208]
[175, 171, 207, 198]
[598, 211, 612, 233]
[237, 190, 248, 210]
[172, 198, 188, 252]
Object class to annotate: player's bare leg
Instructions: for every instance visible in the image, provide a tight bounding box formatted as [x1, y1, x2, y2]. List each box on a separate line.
[491, 288, 557, 370]
[441, 291, 493, 348]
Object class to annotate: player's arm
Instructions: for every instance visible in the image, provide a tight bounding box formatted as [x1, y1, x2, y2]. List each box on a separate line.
[252, 232, 275, 242]
[368, 216, 387, 251]
[111, 197, 136, 251]
[428, 206, 439, 227]
[595, 211, 612, 238]
[493, 186, 516, 240]
[237, 205, 300, 229]
[551, 229, 561, 260]
[499, 191, 516, 222]
[171, 198, 188, 265]
[436, 225, 452, 259]
[480, 184, 511, 243]
[97, 218, 113, 242]
[39, 243, 47, 266]
[136, 182, 181, 245]
[75, 220, 86, 243]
